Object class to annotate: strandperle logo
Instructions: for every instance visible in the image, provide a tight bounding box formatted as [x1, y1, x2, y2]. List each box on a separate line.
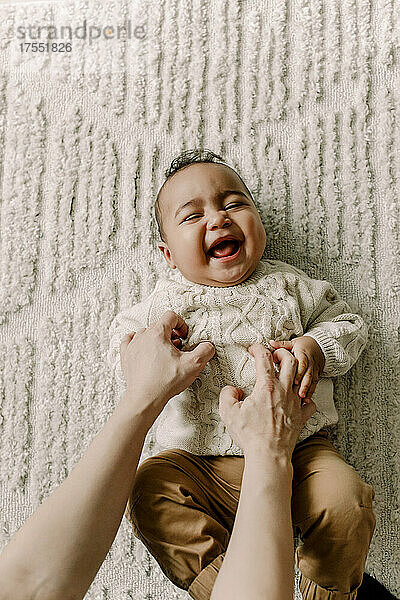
[15, 20, 146, 45]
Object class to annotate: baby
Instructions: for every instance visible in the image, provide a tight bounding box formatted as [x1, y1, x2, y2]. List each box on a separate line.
[107, 149, 375, 599]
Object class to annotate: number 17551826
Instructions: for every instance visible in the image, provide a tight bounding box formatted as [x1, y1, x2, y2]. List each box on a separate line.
[20, 42, 72, 52]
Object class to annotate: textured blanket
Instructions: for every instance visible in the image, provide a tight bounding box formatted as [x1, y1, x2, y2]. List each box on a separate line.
[0, 0, 399, 598]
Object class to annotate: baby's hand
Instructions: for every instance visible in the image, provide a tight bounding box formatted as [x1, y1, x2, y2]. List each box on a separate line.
[269, 336, 325, 399]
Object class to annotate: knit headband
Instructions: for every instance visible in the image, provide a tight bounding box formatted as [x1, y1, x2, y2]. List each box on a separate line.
[156, 160, 255, 203]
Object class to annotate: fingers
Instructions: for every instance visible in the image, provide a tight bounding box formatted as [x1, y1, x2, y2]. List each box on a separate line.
[269, 339, 294, 350]
[299, 368, 313, 397]
[186, 340, 215, 365]
[248, 343, 275, 383]
[294, 350, 308, 385]
[272, 348, 298, 390]
[159, 310, 188, 340]
[219, 385, 243, 413]
[171, 328, 183, 349]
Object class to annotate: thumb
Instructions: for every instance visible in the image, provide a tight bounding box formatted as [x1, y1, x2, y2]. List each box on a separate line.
[187, 341, 215, 364]
[219, 385, 243, 418]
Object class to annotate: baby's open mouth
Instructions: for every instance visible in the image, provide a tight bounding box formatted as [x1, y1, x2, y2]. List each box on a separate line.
[207, 239, 241, 258]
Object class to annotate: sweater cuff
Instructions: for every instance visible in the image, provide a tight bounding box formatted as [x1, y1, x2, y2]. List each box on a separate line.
[302, 330, 343, 377]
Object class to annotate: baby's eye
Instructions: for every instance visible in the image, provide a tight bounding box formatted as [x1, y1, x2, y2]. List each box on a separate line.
[183, 214, 201, 222]
[225, 202, 243, 208]
[182, 203, 244, 223]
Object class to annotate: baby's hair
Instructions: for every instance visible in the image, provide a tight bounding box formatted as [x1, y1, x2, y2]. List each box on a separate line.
[154, 148, 253, 243]
[164, 148, 224, 179]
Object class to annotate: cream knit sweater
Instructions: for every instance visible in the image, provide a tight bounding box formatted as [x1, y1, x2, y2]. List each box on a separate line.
[107, 258, 368, 454]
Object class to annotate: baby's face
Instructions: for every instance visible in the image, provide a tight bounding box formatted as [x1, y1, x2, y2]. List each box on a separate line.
[157, 163, 267, 287]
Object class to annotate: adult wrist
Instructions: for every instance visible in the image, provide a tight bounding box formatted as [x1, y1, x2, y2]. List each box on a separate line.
[244, 444, 294, 479]
[118, 389, 168, 431]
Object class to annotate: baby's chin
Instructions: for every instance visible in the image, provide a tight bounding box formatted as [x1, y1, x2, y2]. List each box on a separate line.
[180, 261, 257, 287]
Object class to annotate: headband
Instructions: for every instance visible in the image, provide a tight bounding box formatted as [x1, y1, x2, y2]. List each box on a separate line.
[156, 161, 255, 203]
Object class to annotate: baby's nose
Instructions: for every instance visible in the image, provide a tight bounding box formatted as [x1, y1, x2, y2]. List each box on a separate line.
[207, 212, 232, 229]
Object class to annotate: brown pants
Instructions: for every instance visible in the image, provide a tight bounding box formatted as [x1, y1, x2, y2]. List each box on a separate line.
[125, 430, 376, 600]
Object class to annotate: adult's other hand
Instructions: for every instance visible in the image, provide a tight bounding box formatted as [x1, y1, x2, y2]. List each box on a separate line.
[219, 343, 316, 459]
[120, 310, 215, 423]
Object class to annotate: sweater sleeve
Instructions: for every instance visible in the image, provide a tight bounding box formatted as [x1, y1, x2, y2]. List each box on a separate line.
[277, 262, 368, 378]
[107, 288, 157, 387]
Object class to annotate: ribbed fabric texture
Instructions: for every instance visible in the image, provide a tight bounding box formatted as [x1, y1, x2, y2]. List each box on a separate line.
[0, 0, 399, 598]
[298, 572, 359, 600]
[108, 258, 367, 454]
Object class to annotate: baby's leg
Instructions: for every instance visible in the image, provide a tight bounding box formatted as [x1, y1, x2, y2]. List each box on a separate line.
[291, 430, 376, 600]
[126, 449, 244, 600]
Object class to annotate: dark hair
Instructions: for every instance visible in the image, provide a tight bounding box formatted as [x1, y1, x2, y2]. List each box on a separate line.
[154, 149, 252, 243]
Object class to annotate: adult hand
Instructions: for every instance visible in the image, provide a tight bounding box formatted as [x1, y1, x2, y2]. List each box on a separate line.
[218, 344, 316, 459]
[120, 310, 215, 421]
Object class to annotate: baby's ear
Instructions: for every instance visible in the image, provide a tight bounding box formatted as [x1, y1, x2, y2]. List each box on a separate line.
[158, 243, 176, 269]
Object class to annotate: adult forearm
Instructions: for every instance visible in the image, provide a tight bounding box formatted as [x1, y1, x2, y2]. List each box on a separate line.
[0, 391, 151, 600]
[211, 448, 294, 600]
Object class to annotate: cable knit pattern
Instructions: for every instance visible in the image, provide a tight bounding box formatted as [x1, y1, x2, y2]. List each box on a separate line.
[108, 258, 368, 454]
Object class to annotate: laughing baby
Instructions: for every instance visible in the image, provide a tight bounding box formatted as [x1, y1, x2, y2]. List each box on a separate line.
[107, 149, 375, 600]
